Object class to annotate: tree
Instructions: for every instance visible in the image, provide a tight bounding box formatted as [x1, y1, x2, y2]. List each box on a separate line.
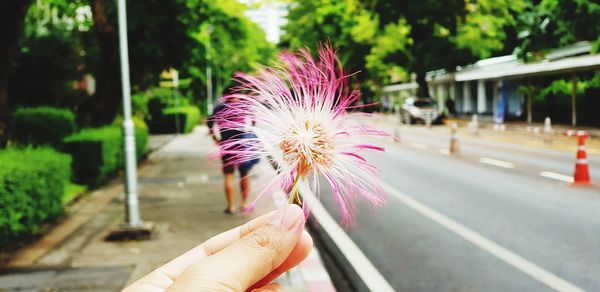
[180, 0, 274, 112]
[0, 0, 33, 143]
[282, 0, 379, 102]
[9, 0, 93, 109]
[3, 0, 273, 129]
[79, 0, 196, 125]
[516, 0, 600, 60]
[372, 0, 468, 97]
[372, 0, 525, 97]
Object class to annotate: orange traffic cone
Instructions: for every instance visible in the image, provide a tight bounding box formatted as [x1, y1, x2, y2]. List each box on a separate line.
[573, 131, 591, 186]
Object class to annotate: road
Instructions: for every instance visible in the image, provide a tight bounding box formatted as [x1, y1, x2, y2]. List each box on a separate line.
[317, 124, 600, 291]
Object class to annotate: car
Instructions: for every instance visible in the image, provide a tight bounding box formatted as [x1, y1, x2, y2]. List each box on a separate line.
[400, 97, 444, 124]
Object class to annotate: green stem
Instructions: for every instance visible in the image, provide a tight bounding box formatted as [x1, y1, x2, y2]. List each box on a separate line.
[288, 173, 302, 206]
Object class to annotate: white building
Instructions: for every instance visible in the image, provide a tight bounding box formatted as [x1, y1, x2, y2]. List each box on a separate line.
[239, 0, 288, 44]
[383, 41, 600, 126]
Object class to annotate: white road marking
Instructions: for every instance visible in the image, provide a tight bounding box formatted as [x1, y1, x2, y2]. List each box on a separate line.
[439, 149, 450, 155]
[479, 157, 515, 169]
[380, 181, 585, 292]
[307, 193, 395, 292]
[409, 142, 428, 150]
[540, 171, 574, 183]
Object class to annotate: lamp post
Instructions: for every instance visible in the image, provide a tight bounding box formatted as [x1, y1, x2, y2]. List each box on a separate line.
[116, 0, 142, 228]
[206, 24, 214, 114]
[107, 0, 152, 241]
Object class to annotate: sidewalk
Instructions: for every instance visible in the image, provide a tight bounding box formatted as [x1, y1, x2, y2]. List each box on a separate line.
[1, 127, 335, 291]
[374, 113, 600, 154]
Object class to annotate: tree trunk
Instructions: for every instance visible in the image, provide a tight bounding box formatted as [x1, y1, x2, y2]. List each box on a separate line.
[0, 0, 32, 145]
[415, 70, 430, 98]
[80, 0, 121, 126]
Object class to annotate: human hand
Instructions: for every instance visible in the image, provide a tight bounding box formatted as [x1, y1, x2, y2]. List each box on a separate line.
[123, 205, 312, 291]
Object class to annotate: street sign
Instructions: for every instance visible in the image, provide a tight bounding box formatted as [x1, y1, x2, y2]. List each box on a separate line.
[159, 68, 179, 88]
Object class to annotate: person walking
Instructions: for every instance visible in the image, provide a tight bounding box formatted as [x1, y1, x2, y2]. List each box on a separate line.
[208, 94, 258, 214]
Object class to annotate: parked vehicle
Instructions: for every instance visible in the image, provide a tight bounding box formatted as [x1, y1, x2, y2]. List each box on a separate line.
[400, 97, 444, 124]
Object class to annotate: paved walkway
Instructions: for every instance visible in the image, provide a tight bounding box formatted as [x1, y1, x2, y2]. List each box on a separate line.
[376, 113, 600, 154]
[1, 127, 334, 291]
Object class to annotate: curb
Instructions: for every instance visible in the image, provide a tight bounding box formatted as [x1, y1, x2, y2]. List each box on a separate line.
[306, 217, 369, 292]
[6, 135, 176, 268]
[7, 183, 122, 267]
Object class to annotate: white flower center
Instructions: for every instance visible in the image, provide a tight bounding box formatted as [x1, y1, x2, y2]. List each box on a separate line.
[279, 120, 333, 175]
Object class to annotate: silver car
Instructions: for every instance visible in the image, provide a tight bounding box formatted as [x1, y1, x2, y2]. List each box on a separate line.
[400, 97, 443, 124]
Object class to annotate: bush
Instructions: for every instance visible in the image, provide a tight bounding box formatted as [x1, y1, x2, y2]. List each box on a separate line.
[112, 117, 150, 160]
[147, 105, 200, 134]
[13, 107, 76, 147]
[164, 106, 201, 133]
[63, 121, 148, 186]
[132, 87, 190, 119]
[0, 148, 71, 244]
[133, 118, 149, 159]
[63, 127, 121, 186]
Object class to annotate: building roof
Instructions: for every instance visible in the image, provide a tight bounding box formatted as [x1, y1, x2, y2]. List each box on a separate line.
[454, 53, 600, 81]
[382, 82, 418, 93]
[385, 41, 600, 89]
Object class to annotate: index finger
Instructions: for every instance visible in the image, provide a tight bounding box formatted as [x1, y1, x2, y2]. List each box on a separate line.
[125, 210, 278, 290]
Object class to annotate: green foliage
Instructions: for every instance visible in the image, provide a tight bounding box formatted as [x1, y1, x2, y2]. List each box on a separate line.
[164, 106, 201, 133]
[454, 0, 526, 58]
[540, 79, 586, 97]
[132, 86, 191, 119]
[62, 121, 148, 186]
[63, 127, 122, 186]
[516, 0, 600, 61]
[8, 0, 91, 109]
[283, 0, 378, 98]
[13, 107, 76, 147]
[124, 1, 192, 88]
[147, 105, 201, 134]
[284, 0, 523, 98]
[63, 183, 86, 205]
[528, 73, 600, 126]
[181, 0, 275, 105]
[9, 29, 87, 108]
[7, 0, 273, 127]
[133, 118, 149, 159]
[366, 19, 412, 85]
[0, 147, 71, 244]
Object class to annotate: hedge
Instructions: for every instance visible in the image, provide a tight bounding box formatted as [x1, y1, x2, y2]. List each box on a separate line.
[132, 87, 191, 119]
[0, 148, 71, 244]
[164, 106, 201, 133]
[62, 121, 148, 186]
[147, 105, 200, 134]
[13, 107, 76, 147]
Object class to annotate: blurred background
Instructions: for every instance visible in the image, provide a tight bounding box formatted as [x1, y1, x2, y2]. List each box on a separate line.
[0, 0, 599, 291]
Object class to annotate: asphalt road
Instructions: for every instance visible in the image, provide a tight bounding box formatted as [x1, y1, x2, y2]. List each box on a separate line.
[318, 125, 600, 291]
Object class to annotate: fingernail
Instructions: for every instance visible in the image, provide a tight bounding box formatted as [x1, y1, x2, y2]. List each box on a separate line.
[273, 205, 304, 231]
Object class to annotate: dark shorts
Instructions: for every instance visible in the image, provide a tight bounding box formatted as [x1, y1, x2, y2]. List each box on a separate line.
[219, 132, 259, 176]
[221, 154, 254, 176]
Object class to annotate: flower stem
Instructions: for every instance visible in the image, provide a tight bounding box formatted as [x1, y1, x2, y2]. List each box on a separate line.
[288, 173, 302, 206]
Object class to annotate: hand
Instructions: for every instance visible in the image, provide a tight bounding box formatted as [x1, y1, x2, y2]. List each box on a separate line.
[123, 205, 313, 291]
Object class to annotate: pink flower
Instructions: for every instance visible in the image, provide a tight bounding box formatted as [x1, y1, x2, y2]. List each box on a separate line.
[217, 45, 387, 223]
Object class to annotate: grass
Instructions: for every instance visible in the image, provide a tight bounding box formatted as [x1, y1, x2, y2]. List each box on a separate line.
[63, 183, 87, 205]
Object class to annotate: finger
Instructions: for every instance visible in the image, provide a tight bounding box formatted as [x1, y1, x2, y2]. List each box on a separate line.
[124, 210, 279, 291]
[167, 205, 305, 291]
[250, 230, 313, 290]
[252, 283, 283, 292]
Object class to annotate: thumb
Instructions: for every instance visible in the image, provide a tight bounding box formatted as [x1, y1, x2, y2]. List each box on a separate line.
[167, 205, 305, 291]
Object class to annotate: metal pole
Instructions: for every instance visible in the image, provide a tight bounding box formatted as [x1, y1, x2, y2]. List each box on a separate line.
[571, 75, 577, 127]
[173, 70, 181, 134]
[117, 0, 141, 227]
[206, 25, 213, 114]
[527, 78, 532, 124]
